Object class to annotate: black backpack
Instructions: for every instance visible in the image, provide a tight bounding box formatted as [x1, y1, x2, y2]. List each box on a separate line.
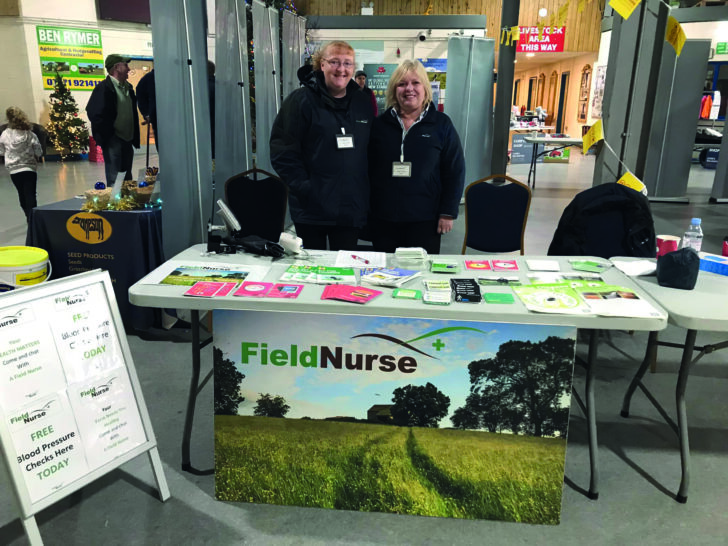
[547, 183, 656, 259]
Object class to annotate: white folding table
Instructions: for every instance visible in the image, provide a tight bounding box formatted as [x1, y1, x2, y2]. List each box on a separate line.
[621, 265, 728, 503]
[523, 136, 584, 189]
[129, 246, 667, 498]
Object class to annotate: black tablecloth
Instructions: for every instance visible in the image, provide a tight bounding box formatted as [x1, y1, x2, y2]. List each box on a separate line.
[27, 198, 164, 331]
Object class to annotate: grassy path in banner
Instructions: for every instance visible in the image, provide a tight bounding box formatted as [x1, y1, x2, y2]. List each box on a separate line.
[215, 416, 566, 523]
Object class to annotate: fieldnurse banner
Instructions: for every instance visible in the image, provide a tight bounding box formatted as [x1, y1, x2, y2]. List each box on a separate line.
[213, 310, 576, 524]
[37, 25, 104, 90]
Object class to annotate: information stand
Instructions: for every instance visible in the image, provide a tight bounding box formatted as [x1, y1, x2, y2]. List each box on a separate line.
[0, 270, 169, 545]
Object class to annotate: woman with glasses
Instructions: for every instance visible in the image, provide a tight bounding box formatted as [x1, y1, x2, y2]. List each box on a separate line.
[270, 41, 373, 251]
[368, 59, 465, 254]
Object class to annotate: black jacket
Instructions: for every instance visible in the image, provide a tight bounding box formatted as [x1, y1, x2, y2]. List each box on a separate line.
[368, 104, 465, 222]
[270, 66, 373, 227]
[86, 76, 140, 149]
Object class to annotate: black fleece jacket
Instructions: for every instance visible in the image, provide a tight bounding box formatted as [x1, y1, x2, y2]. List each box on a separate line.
[269, 66, 373, 227]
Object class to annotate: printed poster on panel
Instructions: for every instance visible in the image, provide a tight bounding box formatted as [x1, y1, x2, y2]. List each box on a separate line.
[213, 310, 576, 524]
[37, 25, 105, 91]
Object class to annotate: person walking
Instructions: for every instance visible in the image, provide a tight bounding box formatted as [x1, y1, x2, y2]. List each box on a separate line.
[0, 107, 43, 223]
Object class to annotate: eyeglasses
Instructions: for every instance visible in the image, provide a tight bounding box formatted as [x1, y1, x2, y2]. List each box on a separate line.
[325, 58, 354, 69]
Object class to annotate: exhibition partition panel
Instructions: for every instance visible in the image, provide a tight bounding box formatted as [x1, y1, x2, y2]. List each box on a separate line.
[252, 0, 281, 173]
[642, 40, 710, 200]
[445, 36, 495, 187]
[282, 11, 307, 100]
[149, 0, 213, 258]
[213, 310, 575, 525]
[214, 0, 254, 202]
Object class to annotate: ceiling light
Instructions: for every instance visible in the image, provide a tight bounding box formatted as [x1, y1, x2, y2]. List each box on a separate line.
[526, 53, 535, 58]
[538, 8, 548, 17]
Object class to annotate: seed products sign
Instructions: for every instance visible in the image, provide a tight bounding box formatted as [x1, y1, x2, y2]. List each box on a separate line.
[214, 310, 576, 524]
[37, 25, 105, 90]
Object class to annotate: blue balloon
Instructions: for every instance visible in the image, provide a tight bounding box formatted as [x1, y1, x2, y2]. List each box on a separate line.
[94, 181, 106, 189]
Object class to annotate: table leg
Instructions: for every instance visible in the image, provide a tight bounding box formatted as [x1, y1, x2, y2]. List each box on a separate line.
[527, 143, 537, 188]
[621, 330, 659, 417]
[181, 310, 214, 475]
[675, 329, 697, 504]
[585, 329, 600, 500]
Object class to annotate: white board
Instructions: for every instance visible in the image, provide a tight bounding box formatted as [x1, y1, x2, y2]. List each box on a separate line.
[0, 270, 168, 543]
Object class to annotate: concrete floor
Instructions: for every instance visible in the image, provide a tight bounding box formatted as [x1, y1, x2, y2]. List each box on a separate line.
[1, 149, 727, 545]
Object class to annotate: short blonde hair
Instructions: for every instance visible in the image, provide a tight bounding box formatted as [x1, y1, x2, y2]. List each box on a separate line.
[385, 60, 433, 111]
[5, 106, 31, 130]
[312, 41, 355, 71]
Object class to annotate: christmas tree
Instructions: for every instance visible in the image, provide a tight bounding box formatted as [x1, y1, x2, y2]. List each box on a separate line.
[46, 73, 89, 159]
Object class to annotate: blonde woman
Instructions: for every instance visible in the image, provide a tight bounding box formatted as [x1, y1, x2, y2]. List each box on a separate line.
[0, 107, 43, 223]
[368, 60, 465, 254]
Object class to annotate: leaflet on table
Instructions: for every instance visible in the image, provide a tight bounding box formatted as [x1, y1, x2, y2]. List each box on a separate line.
[5, 391, 90, 504]
[320, 284, 382, 303]
[360, 267, 421, 287]
[513, 285, 593, 315]
[279, 265, 356, 285]
[528, 272, 604, 287]
[464, 260, 492, 270]
[573, 284, 663, 318]
[525, 259, 560, 271]
[477, 275, 522, 286]
[140, 261, 270, 286]
[67, 369, 147, 470]
[334, 250, 387, 268]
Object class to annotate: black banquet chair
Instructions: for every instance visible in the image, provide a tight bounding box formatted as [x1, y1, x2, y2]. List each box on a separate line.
[461, 174, 532, 255]
[223, 168, 288, 242]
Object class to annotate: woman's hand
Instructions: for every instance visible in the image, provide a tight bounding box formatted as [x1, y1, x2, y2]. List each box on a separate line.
[437, 217, 454, 234]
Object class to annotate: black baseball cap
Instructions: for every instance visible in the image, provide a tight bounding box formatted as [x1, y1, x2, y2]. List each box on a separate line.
[105, 54, 131, 72]
[355, 70, 367, 78]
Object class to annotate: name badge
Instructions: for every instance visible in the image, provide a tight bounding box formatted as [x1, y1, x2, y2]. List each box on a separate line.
[392, 162, 412, 177]
[336, 134, 354, 149]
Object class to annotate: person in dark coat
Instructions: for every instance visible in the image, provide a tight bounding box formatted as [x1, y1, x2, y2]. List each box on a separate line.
[86, 54, 140, 186]
[270, 41, 373, 251]
[355, 69, 378, 117]
[368, 59, 465, 254]
[136, 68, 157, 150]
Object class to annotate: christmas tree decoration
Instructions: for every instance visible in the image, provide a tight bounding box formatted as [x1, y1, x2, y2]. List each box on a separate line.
[46, 72, 90, 159]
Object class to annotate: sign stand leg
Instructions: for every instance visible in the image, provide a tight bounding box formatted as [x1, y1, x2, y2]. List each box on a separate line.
[22, 515, 43, 546]
[147, 447, 171, 501]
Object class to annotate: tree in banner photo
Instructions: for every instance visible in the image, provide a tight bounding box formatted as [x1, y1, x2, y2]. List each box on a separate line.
[212, 311, 576, 525]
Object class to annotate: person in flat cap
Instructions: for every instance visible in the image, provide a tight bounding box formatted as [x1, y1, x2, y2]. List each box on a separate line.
[354, 69, 378, 117]
[86, 54, 140, 186]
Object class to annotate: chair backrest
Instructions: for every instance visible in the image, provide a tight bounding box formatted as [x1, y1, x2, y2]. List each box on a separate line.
[224, 169, 288, 242]
[547, 183, 656, 259]
[461, 174, 532, 255]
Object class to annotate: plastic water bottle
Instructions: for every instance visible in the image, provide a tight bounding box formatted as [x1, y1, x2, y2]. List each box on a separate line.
[681, 218, 703, 252]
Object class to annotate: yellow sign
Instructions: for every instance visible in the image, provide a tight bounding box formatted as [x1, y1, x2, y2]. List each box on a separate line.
[665, 16, 686, 57]
[582, 120, 604, 154]
[609, 0, 641, 20]
[557, 2, 570, 27]
[617, 171, 648, 196]
[66, 213, 113, 244]
[37, 25, 104, 91]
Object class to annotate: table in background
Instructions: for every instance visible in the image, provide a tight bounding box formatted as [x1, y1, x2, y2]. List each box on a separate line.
[27, 198, 164, 331]
[621, 265, 728, 503]
[129, 246, 668, 499]
[523, 136, 584, 189]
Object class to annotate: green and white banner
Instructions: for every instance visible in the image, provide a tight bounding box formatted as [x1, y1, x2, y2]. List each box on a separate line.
[36, 25, 105, 91]
[213, 310, 576, 524]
